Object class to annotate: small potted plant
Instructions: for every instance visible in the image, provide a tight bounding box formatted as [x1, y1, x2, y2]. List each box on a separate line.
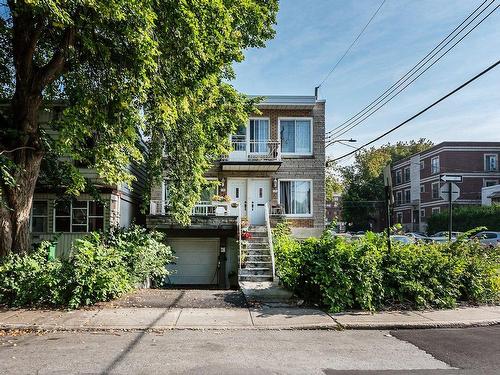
[240, 216, 249, 230]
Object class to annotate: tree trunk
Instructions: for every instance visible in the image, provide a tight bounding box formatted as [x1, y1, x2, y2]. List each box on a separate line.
[0, 95, 44, 256]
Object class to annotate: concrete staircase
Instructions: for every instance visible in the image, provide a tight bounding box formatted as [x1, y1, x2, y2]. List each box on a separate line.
[239, 226, 274, 282]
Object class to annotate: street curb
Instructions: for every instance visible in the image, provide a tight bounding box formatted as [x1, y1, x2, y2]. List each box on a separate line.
[0, 323, 342, 332]
[2, 320, 499, 332]
[334, 319, 500, 330]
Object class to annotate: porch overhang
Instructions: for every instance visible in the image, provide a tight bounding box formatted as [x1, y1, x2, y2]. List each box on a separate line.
[146, 215, 238, 232]
[220, 161, 282, 172]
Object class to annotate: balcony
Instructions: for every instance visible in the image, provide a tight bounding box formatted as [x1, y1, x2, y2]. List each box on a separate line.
[147, 200, 241, 230]
[220, 139, 282, 171]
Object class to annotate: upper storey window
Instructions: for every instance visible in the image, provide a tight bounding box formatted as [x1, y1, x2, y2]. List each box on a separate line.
[431, 156, 440, 174]
[485, 154, 498, 172]
[279, 118, 312, 155]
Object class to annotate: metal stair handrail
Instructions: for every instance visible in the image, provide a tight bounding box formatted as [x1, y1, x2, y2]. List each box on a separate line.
[264, 201, 276, 281]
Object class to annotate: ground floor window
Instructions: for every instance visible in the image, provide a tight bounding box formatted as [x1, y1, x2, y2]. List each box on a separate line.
[54, 200, 104, 232]
[396, 212, 403, 224]
[31, 200, 48, 232]
[279, 180, 312, 215]
[431, 207, 440, 215]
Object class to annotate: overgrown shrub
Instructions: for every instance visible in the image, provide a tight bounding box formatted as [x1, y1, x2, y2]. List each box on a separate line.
[273, 223, 500, 312]
[427, 205, 500, 234]
[0, 225, 174, 308]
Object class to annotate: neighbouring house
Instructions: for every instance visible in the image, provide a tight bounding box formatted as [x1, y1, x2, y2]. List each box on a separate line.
[482, 184, 500, 206]
[0, 102, 147, 257]
[147, 95, 326, 287]
[326, 193, 345, 231]
[391, 141, 500, 233]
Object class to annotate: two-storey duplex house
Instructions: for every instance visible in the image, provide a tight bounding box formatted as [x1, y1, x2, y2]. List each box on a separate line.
[147, 95, 326, 287]
[1, 102, 147, 256]
[392, 141, 500, 232]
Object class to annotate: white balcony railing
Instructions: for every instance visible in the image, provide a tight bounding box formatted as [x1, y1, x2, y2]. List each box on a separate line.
[222, 140, 281, 162]
[149, 200, 241, 217]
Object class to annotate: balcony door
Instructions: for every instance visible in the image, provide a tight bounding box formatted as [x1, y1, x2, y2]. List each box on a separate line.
[249, 118, 269, 154]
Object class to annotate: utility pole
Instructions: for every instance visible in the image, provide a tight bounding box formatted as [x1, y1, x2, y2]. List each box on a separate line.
[385, 185, 392, 252]
[448, 181, 452, 242]
[383, 165, 393, 252]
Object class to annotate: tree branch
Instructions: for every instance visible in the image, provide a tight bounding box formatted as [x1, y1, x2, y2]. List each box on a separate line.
[35, 26, 75, 91]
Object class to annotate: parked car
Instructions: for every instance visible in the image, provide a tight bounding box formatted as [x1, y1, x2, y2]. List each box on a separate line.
[390, 235, 415, 245]
[429, 231, 462, 243]
[405, 232, 431, 243]
[331, 232, 353, 241]
[470, 231, 500, 247]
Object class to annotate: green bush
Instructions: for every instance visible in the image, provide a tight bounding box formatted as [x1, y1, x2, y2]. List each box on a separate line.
[0, 225, 174, 308]
[427, 205, 500, 234]
[273, 223, 500, 312]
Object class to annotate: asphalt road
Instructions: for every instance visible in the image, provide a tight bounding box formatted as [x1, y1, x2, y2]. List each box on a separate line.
[0, 327, 498, 374]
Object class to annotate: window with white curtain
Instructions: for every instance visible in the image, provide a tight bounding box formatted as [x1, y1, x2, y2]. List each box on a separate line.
[279, 180, 312, 215]
[249, 118, 269, 153]
[280, 118, 312, 154]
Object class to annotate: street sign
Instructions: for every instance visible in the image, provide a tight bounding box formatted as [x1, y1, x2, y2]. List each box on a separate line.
[440, 182, 460, 202]
[441, 174, 463, 183]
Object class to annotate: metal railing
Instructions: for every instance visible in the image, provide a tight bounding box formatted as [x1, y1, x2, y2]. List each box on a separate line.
[150, 200, 224, 216]
[222, 140, 281, 162]
[264, 201, 276, 282]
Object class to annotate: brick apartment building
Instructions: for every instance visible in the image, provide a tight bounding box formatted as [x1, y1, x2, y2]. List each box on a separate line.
[391, 142, 500, 233]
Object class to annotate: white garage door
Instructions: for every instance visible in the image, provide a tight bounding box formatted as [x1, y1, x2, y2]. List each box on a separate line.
[166, 238, 219, 285]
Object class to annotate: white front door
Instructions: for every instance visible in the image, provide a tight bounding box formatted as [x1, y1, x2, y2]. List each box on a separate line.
[227, 179, 247, 218]
[249, 179, 271, 225]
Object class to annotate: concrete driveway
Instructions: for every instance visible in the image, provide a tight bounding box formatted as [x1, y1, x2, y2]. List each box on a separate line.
[98, 288, 249, 309]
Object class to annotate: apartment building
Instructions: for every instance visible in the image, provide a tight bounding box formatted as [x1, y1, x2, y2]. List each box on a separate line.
[147, 95, 326, 287]
[391, 142, 500, 233]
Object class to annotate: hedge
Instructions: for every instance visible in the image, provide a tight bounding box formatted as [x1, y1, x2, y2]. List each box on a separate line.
[0, 225, 175, 308]
[273, 223, 500, 312]
[427, 205, 500, 234]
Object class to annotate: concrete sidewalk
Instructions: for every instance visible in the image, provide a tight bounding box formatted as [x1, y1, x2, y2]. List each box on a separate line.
[0, 305, 499, 331]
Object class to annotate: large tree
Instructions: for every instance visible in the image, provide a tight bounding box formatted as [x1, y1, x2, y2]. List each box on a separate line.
[0, 0, 279, 255]
[340, 139, 433, 231]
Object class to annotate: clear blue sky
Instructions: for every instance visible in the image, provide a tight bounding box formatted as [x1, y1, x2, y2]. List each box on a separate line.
[231, 0, 500, 165]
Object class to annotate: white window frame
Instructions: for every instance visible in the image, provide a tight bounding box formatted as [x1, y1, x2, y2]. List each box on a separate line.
[420, 160, 425, 170]
[248, 117, 271, 154]
[404, 189, 411, 204]
[431, 156, 440, 174]
[431, 207, 440, 215]
[484, 153, 498, 172]
[420, 209, 425, 218]
[278, 179, 313, 217]
[431, 182, 440, 199]
[53, 200, 105, 233]
[420, 184, 425, 193]
[30, 200, 49, 233]
[395, 170, 402, 185]
[278, 117, 313, 156]
[396, 212, 403, 224]
[484, 179, 498, 187]
[396, 191, 403, 205]
[403, 167, 410, 182]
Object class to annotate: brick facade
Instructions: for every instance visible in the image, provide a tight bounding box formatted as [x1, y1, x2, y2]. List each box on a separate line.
[150, 97, 326, 231]
[391, 142, 500, 232]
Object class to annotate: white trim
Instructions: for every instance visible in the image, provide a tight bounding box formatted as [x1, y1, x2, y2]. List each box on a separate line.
[431, 181, 441, 199]
[484, 153, 498, 172]
[431, 156, 440, 175]
[277, 178, 313, 218]
[431, 207, 440, 215]
[30, 200, 49, 233]
[278, 117, 313, 156]
[53, 200, 104, 233]
[484, 178, 499, 187]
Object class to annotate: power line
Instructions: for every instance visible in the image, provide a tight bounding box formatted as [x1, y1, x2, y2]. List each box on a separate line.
[317, 0, 386, 89]
[327, 59, 500, 164]
[326, 0, 497, 140]
[327, 2, 499, 144]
